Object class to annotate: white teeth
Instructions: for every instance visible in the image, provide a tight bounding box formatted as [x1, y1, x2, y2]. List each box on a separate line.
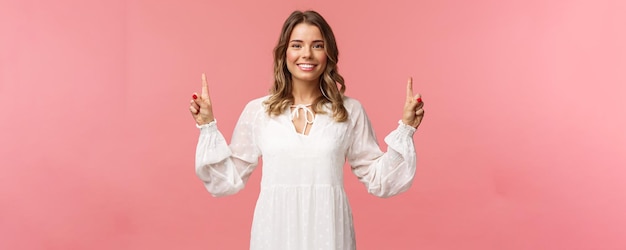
[299, 64, 314, 69]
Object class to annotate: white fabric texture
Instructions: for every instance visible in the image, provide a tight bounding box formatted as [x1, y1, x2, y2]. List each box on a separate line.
[195, 96, 417, 250]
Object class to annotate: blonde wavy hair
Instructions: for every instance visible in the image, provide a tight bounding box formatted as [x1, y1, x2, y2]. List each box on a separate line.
[263, 10, 348, 122]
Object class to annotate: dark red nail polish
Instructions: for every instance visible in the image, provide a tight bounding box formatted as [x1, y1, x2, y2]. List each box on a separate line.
[417, 98, 422, 103]
[192, 94, 197, 99]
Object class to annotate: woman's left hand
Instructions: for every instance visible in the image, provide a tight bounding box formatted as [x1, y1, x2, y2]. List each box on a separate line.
[402, 77, 425, 128]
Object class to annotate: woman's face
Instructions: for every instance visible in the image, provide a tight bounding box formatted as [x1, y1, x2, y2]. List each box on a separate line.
[285, 23, 328, 85]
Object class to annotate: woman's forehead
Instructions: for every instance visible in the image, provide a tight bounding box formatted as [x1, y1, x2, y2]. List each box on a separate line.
[289, 23, 323, 41]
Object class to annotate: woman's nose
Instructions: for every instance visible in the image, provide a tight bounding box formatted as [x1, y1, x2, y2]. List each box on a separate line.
[301, 46, 312, 58]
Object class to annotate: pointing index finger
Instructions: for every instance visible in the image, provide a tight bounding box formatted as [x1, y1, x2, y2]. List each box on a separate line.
[406, 77, 414, 101]
[201, 73, 210, 99]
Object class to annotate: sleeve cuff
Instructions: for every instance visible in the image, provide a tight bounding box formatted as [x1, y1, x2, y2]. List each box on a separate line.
[397, 120, 416, 136]
[196, 119, 217, 131]
[196, 119, 217, 129]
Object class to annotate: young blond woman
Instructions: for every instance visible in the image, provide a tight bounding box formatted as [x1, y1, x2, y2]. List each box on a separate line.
[189, 10, 425, 250]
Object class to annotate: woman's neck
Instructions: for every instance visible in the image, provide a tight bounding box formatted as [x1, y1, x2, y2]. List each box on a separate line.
[291, 79, 322, 104]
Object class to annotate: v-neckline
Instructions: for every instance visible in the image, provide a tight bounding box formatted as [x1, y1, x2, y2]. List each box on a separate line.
[289, 104, 315, 137]
[280, 102, 331, 138]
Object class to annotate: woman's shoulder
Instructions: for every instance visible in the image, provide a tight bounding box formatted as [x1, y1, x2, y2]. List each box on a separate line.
[342, 96, 365, 112]
[240, 96, 270, 115]
[246, 96, 269, 109]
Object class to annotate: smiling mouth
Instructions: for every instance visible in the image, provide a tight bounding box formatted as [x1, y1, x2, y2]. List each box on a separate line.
[297, 64, 316, 70]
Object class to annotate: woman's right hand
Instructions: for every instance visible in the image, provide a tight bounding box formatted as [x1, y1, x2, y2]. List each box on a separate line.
[189, 73, 215, 125]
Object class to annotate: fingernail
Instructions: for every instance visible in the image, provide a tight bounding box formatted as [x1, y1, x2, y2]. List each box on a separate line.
[192, 94, 197, 99]
[417, 98, 422, 103]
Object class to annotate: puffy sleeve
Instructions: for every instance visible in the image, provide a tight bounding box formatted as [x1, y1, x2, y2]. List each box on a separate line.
[195, 100, 262, 197]
[346, 101, 417, 198]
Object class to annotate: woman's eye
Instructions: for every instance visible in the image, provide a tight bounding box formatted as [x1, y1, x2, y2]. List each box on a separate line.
[290, 44, 302, 48]
[313, 44, 324, 49]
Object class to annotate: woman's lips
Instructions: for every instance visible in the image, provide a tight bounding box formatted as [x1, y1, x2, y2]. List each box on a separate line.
[297, 63, 316, 71]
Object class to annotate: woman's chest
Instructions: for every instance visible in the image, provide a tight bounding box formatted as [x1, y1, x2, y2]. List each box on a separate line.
[257, 115, 352, 159]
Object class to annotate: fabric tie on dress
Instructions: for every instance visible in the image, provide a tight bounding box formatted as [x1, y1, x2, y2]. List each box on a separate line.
[290, 104, 315, 135]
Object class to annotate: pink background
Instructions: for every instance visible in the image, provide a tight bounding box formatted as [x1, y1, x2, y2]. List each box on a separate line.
[1, 0, 625, 249]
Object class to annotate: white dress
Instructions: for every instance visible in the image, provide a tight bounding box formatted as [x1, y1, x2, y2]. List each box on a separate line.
[195, 96, 417, 250]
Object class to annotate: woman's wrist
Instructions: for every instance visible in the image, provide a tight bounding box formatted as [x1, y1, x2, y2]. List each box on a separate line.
[196, 119, 217, 129]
